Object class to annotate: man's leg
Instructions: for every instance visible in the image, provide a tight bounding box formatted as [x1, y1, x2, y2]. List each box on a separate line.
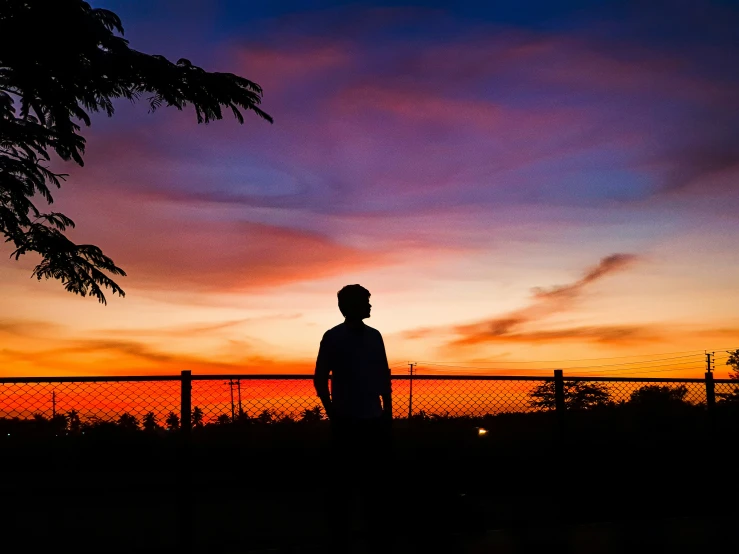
[327, 418, 354, 552]
[360, 417, 394, 552]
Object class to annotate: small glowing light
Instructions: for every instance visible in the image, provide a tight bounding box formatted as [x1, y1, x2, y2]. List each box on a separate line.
[477, 427, 488, 437]
[6, 433, 9, 436]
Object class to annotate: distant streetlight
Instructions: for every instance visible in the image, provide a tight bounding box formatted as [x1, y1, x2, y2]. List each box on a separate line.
[477, 427, 488, 437]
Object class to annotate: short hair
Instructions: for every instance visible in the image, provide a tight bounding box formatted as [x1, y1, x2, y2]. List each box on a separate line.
[337, 284, 370, 317]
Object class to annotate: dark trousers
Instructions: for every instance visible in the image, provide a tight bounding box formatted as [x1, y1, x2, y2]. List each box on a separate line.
[327, 416, 392, 552]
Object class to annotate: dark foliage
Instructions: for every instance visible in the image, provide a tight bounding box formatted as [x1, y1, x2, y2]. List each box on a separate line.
[66, 409, 81, 433]
[165, 411, 180, 431]
[628, 385, 691, 408]
[529, 380, 611, 411]
[718, 349, 739, 403]
[192, 406, 204, 428]
[142, 411, 161, 432]
[117, 412, 139, 431]
[299, 406, 324, 423]
[0, 0, 271, 303]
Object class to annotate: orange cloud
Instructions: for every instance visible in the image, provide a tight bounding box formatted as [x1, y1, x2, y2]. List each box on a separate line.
[402, 254, 646, 348]
[530, 254, 638, 302]
[0, 319, 62, 338]
[0, 337, 313, 377]
[451, 325, 658, 347]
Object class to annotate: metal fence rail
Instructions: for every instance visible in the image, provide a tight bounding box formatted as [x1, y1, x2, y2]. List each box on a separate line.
[1, 371, 736, 429]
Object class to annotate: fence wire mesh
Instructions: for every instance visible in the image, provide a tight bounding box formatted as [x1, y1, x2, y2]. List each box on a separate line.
[562, 378, 709, 408]
[1, 374, 736, 429]
[715, 379, 739, 404]
[395, 377, 550, 418]
[192, 377, 322, 424]
[0, 379, 180, 428]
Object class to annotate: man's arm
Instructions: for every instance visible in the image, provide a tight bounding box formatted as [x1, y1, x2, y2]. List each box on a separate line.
[379, 334, 392, 419]
[313, 335, 335, 420]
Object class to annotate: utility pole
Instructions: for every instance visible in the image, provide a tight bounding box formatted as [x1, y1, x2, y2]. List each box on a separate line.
[705, 352, 717, 424]
[408, 362, 416, 419]
[228, 379, 236, 422]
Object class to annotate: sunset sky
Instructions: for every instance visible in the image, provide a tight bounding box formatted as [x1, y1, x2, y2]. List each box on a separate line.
[1, 0, 738, 378]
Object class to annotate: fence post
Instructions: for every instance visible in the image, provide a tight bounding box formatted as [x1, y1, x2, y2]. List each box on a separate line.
[705, 370, 716, 428]
[181, 370, 192, 436]
[554, 369, 565, 438]
[178, 370, 193, 553]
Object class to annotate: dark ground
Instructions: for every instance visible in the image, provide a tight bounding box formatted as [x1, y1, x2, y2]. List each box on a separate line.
[1, 410, 737, 553]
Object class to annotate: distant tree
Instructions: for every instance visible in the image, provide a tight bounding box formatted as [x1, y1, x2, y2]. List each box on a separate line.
[300, 406, 324, 423]
[727, 349, 739, 378]
[117, 413, 139, 431]
[50, 413, 68, 433]
[66, 409, 81, 433]
[257, 409, 275, 424]
[165, 412, 180, 431]
[215, 414, 231, 425]
[530, 380, 611, 411]
[142, 411, 160, 432]
[0, 0, 272, 303]
[718, 349, 739, 403]
[80, 416, 118, 435]
[277, 413, 297, 424]
[191, 407, 204, 429]
[628, 385, 691, 409]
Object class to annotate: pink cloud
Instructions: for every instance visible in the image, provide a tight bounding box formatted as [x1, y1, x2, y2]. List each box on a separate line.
[231, 41, 351, 91]
[81, 215, 387, 292]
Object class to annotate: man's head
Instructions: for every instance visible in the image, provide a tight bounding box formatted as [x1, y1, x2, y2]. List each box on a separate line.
[337, 284, 371, 321]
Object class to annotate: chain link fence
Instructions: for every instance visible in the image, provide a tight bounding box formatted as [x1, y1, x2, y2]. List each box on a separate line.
[1, 372, 737, 430]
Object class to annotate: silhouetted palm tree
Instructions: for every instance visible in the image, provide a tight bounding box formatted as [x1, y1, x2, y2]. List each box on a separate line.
[257, 409, 275, 424]
[142, 411, 160, 432]
[192, 407, 204, 428]
[118, 413, 139, 431]
[165, 412, 180, 431]
[300, 406, 324, 423]
[66, 409, 81, 433]
[0, 0, 272, 303]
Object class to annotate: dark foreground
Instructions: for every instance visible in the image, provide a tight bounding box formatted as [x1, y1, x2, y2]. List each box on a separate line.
[2, 410, 738, 553]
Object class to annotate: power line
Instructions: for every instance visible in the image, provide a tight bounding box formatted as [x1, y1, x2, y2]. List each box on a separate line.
[565, 359, 708, 373]
[419, 357, 704, 372]
[415, 349, 705, 364]
[418, 353, 704, 368]
[415, 347, 738, 365]
[568, 365, 706, 376]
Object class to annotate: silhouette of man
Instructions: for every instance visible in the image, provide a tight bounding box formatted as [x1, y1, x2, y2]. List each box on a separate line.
[314, 284, 393, 552]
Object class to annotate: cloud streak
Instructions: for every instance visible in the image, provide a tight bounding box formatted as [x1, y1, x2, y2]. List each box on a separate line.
[0, 337, 313, 376]
[404, 254, 644, 348]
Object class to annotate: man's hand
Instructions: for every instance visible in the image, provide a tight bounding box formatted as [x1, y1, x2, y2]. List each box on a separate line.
[381, 392, 392, 423]
[319, 395, 336, 421]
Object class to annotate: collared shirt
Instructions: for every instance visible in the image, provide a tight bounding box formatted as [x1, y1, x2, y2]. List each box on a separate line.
[314, 322, 391, 419]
